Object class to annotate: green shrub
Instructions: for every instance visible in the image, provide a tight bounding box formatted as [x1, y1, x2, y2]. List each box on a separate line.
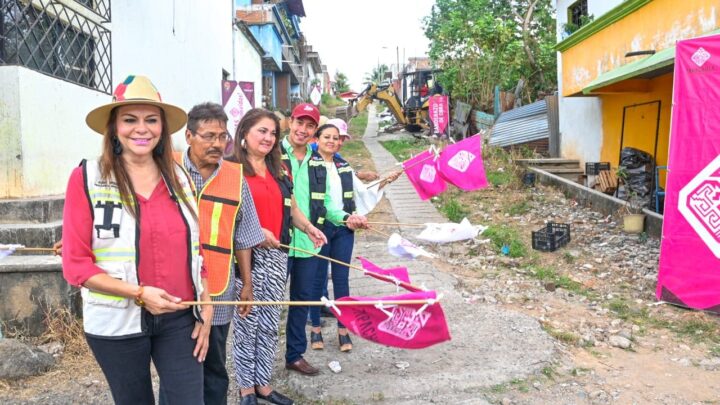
[483, 225, 527, 258]
[439, 196, 469, 223]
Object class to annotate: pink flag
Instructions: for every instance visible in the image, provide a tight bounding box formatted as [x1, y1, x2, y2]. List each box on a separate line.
[402, 150, 447, 200]
[357, 256, 423, 292]
[657, 33, 720, 312]
[331, 290, 451, 349]
[357, 256, 412, 284]
[436, 134, 488, 191]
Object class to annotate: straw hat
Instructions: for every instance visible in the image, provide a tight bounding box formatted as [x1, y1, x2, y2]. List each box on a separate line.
[86, 75, 187, 135]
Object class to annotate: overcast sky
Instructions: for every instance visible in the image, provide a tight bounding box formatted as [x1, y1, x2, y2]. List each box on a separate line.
[300, 0, 436, 92]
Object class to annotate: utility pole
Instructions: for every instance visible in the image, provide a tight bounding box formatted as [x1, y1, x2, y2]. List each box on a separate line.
[396, 46, 400, 81]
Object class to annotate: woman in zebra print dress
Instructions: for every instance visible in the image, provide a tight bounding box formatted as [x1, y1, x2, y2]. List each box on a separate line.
[230, 109, 326, 405]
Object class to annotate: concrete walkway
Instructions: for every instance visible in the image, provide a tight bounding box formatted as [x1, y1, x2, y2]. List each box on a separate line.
[276, 106, 556, 404]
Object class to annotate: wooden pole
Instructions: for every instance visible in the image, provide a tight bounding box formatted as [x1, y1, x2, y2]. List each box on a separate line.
[0, 247, 57, 253]
[360, 221, 427, 227]
[280, 244, 365, 272]
[182, 299, 437, 306]
[366, 226, 392, 238]
[279, 243, 422, 291]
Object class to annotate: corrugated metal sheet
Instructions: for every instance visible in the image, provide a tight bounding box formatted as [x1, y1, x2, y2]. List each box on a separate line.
[490, 100, 549, 148]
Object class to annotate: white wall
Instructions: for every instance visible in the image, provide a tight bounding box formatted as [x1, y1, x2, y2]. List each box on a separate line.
[111, 1, 234, 110]
[0, 68, 24, 198]
[554, 0, 616, 164]
[233, 27, 263, 107]
[0, 66, 106, 198]
[112, 0, 234, 151]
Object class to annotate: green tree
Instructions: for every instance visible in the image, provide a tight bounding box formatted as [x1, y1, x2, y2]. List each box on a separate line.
[363, 64, 390, 85]
[334, 71, 350, 93]
[423, 0, 557, 110]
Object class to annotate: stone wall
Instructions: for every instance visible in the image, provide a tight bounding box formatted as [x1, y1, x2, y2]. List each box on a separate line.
[0, 257, 80, 337]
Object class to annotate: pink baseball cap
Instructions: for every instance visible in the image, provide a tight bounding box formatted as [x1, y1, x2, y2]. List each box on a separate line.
[291, 103, 320, 125]
[327, 118, 351, 139]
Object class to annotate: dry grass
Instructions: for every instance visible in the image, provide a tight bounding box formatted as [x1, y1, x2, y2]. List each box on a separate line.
[41, 306, 88, 359]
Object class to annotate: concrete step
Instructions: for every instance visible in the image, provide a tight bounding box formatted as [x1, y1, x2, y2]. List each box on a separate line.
[555, 173, 584, 183]
[0, 220, 62, 248]
[515, 158, 580, 169]
[540, 167, 584, 174]
[0, 196, 64, 224]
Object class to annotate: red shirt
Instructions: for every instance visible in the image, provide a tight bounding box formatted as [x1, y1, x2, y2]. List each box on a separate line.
[245, 173, 283, 240]
[62, 167, 206, 300]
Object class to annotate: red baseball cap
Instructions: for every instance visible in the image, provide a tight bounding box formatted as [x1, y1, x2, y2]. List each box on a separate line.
[291, 103, 320, 125]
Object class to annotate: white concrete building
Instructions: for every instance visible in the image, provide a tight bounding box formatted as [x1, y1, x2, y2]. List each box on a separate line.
[233, 21, 264, 105]
[0, 0, 261, 198]
[555, 0, 623, 164]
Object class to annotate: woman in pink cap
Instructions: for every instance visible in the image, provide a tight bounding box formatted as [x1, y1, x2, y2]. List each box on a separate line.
[307, 120, 400, 352]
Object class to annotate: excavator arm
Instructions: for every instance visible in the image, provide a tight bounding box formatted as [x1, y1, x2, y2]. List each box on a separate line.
[349, 83, 408, 125]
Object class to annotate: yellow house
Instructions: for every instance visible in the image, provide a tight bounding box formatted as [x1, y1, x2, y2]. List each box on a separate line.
[556, 0, 720, 187]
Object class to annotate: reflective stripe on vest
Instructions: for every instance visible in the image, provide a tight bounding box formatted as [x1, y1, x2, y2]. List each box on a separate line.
[278, 172, 294, 246]
[333, 156, 356, 215]
[187, 157, 243, 297]
[308, 153, 328, 230]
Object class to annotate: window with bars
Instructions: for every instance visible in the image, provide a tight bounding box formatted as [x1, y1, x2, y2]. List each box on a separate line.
[568, 0, 589, 28]
[0, 0, 112, 93]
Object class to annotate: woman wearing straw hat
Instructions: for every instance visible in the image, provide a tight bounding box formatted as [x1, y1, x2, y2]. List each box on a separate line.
[229, 108, 326, 405]
[61, 75, 212, 405]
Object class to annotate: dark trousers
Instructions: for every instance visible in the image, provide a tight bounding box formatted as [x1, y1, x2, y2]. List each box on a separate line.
[86, 309, 203, 405]
[310, 223, 354, 328]
[204, 323, 230, 405]
[285, 255, 319, 364]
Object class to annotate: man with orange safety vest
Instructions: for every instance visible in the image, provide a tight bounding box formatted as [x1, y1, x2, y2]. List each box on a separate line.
[177, 102, 264, 405]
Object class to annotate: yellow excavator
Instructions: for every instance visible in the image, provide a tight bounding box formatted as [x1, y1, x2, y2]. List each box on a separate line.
[346, 69, 443, 133]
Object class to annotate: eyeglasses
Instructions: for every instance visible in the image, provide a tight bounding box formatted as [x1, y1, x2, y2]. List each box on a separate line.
[194, 132, 230, 143]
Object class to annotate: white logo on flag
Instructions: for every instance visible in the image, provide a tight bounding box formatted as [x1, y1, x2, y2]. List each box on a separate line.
[378, 306, 431, 340]
[447, 151, 476, 173]
[692, 47, 711, 67]
[678, 155, 720, 258]
[419, 164, 436, 183]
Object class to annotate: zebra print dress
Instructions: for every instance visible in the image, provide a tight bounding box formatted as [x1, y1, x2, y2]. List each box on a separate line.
[232, 247, 288, 389]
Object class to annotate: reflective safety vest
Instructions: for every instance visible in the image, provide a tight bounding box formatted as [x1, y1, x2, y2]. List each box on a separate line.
[281, 148, 328, 230]
[332, 155, 357, 215]
[175, 152, 243, 296]
[81, 159, 203, 338]
[277, 167, 294, 246]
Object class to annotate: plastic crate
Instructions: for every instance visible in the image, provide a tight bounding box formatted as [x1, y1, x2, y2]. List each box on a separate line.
[531, 223, 571, 252]
[585, 162, 611, 175]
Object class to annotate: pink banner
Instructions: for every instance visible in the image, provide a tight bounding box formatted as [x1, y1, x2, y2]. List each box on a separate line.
[221, 80, 254, 155]
[403, 150, 447, 200]
[436, 134, 488, 191]
[657, 33, 720, 312]
[331, 290, 451, 349]
[429, 95, 449, 136]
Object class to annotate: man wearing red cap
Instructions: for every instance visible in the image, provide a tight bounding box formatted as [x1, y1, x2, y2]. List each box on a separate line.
[280, 103, 367, 376]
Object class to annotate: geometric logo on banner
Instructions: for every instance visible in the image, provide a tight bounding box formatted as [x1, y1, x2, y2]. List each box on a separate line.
[679, 154, 720, 258]
[419, 164, 437, 183]
[447, 150, 476, 173]
[691, 47, 711, 67]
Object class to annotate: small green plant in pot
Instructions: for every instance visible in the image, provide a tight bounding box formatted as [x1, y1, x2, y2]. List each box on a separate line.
[622, 193, 646, 234]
